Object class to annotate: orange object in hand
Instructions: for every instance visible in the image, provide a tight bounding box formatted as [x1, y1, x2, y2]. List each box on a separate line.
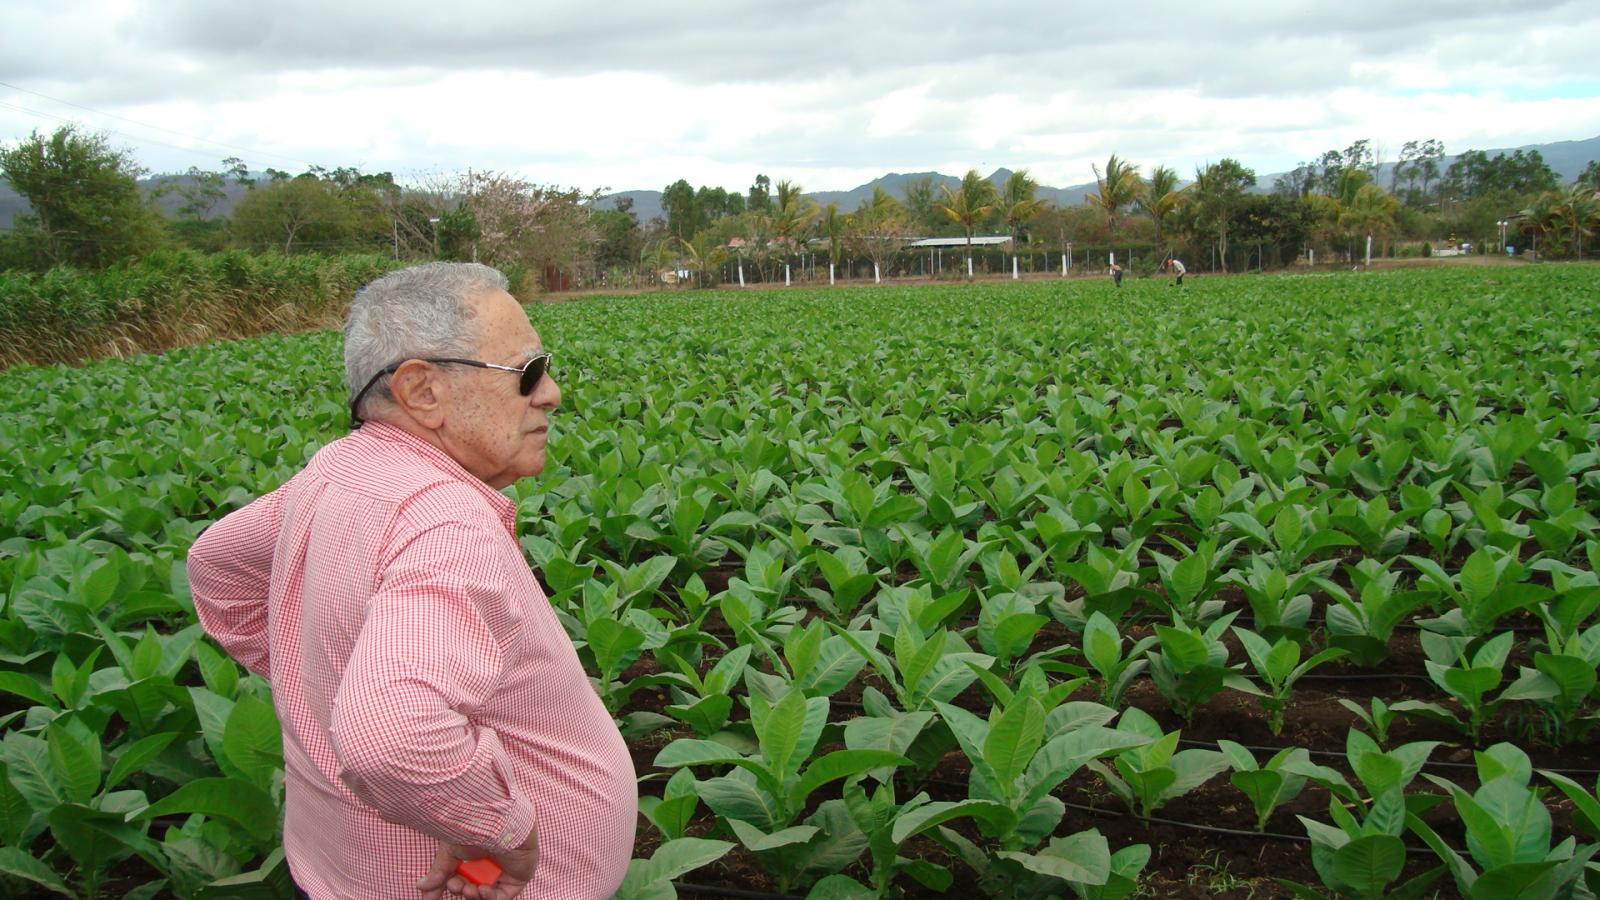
[456, 857, 503, 886]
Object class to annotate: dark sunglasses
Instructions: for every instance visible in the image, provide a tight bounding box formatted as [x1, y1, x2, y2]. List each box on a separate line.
[349, 353, 552, 427]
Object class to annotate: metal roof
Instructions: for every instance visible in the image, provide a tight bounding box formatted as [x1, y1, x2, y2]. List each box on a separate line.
[906, 236, 1012, 248]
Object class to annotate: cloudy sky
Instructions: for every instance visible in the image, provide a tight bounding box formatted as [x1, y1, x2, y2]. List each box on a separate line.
[3, 0, 1598, 194]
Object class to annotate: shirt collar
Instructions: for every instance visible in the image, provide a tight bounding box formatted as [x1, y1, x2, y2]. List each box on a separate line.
[356, 421, 519, 535]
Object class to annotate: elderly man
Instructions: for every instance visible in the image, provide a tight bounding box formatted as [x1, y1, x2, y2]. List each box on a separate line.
[187, 262, 636, 900]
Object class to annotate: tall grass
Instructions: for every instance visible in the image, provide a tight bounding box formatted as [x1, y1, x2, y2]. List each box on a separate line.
[0, 250, 400, 367]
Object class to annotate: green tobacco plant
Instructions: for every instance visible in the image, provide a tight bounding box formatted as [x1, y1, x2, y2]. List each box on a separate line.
[934, 688, 1147, 851]
[1145, 611, 1262, 721]
[1149, 537, 1235, 626]
[809, 776, 1014, 896]
[1050, 539, 1152, 626]
[804, 545, 880, 623]
[972, 589, 1054, 675]
[1526, 480, 1597, 555]
[1410, 743, 1599, 899]
[1217, 740, 1312, 832]
[1086, 707, 1229, 820]
[612, 838, 737, 900]
[904, 449, 985, 528]
[1326, 493, 1421, 558]
[1220, 555, 1336, 640]
[1338, 697, 1404, 746]
[628, 484, 759, 570]
[1322, 560, 1428, 667]
[935, 826, 1150, 900]
[1406, 546, 1550, 638]
[1232, 626, 1347, 735]
[1277, 732, 1444, 900]
[569, 581, 677, 719]
[1081, 611, 1156, 709]
[1221, 504, 1357, 571]
[795, 470, 923, 570]
[898, 526, 995, 595]
[657, 644, 751, 738]
[653, 691, 909, 892]
[1402, 631, 1556, 744]
[1501, 621, 1600, 745]
[779, 619, 869, 699]
[638, 769, 702, 841]
[833, 622, 993, 714]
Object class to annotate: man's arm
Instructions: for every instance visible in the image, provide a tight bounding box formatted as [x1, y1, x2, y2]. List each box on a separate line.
[188, 488, 286, 678]
[329, 519, 537, 853]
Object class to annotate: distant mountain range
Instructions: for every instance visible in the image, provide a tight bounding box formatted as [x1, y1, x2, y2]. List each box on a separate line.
[3, 135, 1596, 229]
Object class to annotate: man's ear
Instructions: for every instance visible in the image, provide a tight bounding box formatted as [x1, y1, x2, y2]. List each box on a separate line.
[388, 359, 447, 428]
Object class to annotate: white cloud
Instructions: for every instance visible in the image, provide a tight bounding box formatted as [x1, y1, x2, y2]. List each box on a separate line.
[1, 0, 1597, 192]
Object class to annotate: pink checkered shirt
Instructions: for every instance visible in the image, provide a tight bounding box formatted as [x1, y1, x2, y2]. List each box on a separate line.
[188, 422, 637, 899]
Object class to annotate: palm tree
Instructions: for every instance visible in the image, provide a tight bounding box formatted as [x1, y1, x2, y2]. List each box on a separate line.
[1087, 154, 1144, 239]
[1555, 184, 1597, 258]
[1136, 165, 1185, 250]
[678, 234, 729, 288]
[1000, 169, 1048, 268]
[936, 169, 998, 278]
[1518, 191, 1561, 260]
[821, 202, 847, 276]
[1337, 184, 1400, 259]
[772, 180, 818, 277]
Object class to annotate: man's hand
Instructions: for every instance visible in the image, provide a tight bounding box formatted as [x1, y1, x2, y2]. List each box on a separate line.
[417, 825, 538, 900]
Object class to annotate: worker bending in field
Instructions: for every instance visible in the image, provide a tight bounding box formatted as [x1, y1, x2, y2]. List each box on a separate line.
[1164, 256, 1186, 286]
[188, 262, 636, 900]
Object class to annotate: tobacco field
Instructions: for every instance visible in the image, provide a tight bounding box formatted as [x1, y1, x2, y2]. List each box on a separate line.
[1, 264, 1598, 898]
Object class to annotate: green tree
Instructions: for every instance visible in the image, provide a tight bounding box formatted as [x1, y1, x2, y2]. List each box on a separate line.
[1136, 164, 1185, 250]
[1442, 149, 1558, 201]
[999, 169, 1047, 262]
[1574, 160, 1600, 194]
[1392, 139, 1445, 206]
[0, 125, 164, 269]
[902, 176, 945, 235]
[936, 169, 998, 278]
[1087, 153, 1144, 239]
[678, 232, 730, 288]
[771, 180, 818, 269]
[848, 186, 907, 282]
[1338, 184, 1401, 257]
[747, 174, 772, 213]
[821, 202, 847, 273]
[662, 179, 700, 242]
[1190, 159, 1257, 271]
[592, 207, 642, 272]
[230, 173, 360, 254]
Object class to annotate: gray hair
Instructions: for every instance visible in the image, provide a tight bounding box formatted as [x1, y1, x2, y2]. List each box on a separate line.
[343, 262, 510, 420]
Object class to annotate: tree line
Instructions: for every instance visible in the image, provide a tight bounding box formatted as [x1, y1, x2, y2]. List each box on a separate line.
[3, 125, 1597, 290]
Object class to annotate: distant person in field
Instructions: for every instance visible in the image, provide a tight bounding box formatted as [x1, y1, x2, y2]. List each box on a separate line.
[1110, 262, 1124, 288]
[1165, 256, 1186, 287]
[187, 262, 635, 900]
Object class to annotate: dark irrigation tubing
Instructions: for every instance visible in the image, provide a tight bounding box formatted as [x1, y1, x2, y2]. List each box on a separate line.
[1055, 800, 1444, 857]
[670, 882, 802, 900]
[922, 778, 1459, 856]
[1288, 672, 1435, 683]
[1173, 739, 1600, 776]
[825, 702, 1600, 776]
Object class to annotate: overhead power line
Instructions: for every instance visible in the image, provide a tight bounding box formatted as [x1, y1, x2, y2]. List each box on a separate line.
[0, 79, 307, 167]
